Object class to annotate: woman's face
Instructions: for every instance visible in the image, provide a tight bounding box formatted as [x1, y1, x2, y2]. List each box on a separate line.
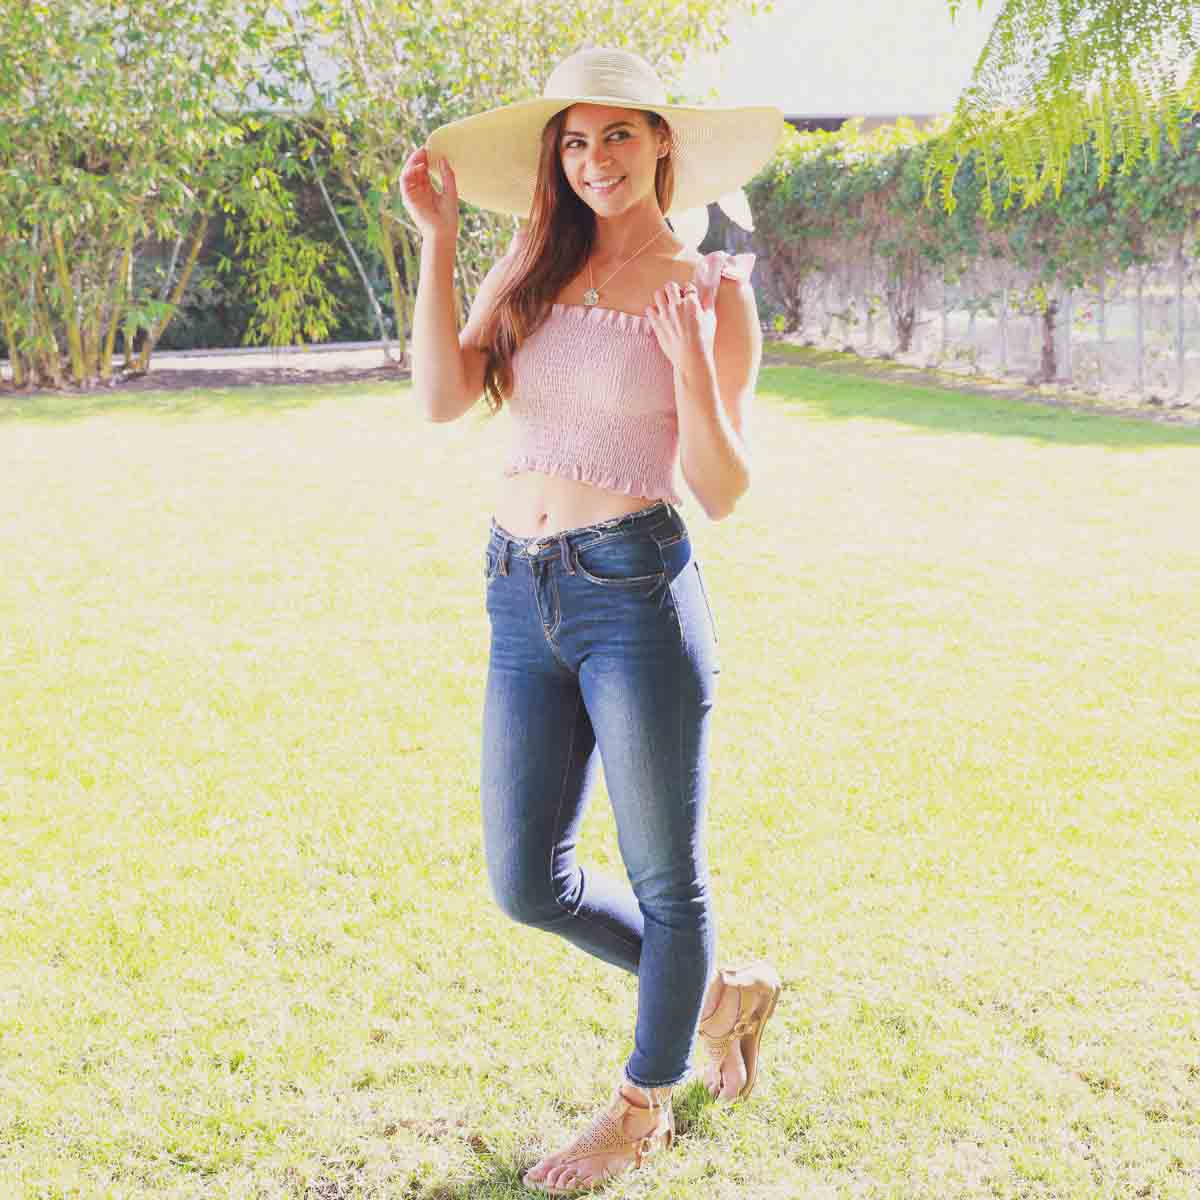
[558, 103, 666, 214]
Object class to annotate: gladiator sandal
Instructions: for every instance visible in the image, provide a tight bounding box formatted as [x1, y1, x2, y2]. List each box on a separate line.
[522, 1071, 675, 1195]
[696, 961, 782, 1103]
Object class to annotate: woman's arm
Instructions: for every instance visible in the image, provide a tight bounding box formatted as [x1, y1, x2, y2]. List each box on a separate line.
[411, 235, 472, 422]
[675, 258, 760, 518]
[421, 231, 525, 423]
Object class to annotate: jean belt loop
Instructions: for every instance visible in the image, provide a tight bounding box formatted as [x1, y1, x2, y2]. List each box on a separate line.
[499, 537, 510, 576]
[560, 535, 575, 574]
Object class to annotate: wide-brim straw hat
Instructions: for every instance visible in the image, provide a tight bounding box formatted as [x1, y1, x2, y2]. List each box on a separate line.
[424, 46, 785, 245]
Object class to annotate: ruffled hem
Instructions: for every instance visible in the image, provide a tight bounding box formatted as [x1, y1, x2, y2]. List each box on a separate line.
[550, 302, 653, 334]
[503, 458, 682, 506]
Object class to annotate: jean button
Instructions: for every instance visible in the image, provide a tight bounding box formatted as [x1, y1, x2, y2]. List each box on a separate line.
[527, 540, 541, 556]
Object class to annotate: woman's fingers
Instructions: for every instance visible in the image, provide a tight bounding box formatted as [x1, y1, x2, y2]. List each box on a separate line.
[401, 148, 429, 189]
[665, 281, 699, 303]
[438, 155, 457, 204]
[645, 281, 699, 320]
[399, 147, 459, 239]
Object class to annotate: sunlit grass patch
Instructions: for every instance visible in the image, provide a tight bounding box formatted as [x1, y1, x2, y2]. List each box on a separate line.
[2, 370, 1197, 1197]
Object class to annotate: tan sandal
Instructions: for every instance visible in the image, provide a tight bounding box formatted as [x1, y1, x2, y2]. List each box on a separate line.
[523, 1073, 675, 1195]
[696, 961, 782, 1102]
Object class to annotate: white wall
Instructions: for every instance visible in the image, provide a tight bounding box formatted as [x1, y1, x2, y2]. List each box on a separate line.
[679, 0, 1008, 117]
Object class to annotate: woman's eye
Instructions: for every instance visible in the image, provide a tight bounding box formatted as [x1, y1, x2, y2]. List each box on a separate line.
[565, 132, 629, 150]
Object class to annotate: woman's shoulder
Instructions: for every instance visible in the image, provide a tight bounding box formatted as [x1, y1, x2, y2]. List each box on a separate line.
[657, 247, 757, 287]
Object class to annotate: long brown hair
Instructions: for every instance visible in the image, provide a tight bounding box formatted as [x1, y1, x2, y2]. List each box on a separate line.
[477, 107, 677, 416]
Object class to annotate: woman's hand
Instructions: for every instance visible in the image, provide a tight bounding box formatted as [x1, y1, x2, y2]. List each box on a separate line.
[399, 147, 459, 243]
[644, 280, 716, 374]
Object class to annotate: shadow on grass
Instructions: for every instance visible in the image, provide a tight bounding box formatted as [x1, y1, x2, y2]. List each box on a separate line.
[0, 379, 408, 424]
[7, 353, 1200, 451]
[761, 346, 1200, 448]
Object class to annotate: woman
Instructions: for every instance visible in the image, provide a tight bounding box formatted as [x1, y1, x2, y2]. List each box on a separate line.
[402, 46, 785, 1194]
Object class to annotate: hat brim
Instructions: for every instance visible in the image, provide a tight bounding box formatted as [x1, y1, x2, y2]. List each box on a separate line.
[425, 95, 785, 220]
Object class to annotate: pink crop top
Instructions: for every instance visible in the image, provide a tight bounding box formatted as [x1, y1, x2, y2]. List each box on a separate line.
[500, 246, 756, 506]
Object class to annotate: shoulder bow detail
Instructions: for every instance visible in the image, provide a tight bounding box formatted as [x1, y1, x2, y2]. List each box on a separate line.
[694, 250, 757, 307]
[718, 251, 756, 281]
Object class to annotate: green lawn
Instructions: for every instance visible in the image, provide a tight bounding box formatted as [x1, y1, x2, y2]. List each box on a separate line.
[2, 366, 1198, 1199]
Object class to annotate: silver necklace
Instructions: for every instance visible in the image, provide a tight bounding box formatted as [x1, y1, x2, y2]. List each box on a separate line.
[583, 228, 669, 306]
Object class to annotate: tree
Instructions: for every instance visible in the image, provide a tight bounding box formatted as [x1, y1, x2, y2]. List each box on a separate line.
[0, 0, 334, 389]
[928, 0, 1200, 216]
[274, 0, 775, 365]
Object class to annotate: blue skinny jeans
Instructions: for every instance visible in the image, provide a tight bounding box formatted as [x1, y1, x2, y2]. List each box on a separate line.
[480, 499, 721, 1089]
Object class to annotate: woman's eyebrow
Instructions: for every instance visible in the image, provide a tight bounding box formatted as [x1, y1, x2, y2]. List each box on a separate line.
[561, 120, 635, 138]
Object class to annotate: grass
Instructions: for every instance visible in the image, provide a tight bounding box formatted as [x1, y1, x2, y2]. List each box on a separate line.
[760, 339, 1200, 424]
[1, 364, 1198, 1199]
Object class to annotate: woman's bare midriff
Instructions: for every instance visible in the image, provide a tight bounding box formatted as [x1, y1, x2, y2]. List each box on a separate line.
[491, 469, 668, 539]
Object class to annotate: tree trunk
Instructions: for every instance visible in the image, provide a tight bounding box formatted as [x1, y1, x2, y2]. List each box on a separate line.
[136, 213, 209, 373]
[396, 222, 419, 358]
[375, 201, 407, 362]
[1175, 233, 1186, 398]
[31, 270, 64, 388]
[999, 285, 1009, 373]
[1059, 287, 1072, 382]
[0, 288, 23, 388]
[51, 227, 86, 383]
[1039, 293, 1059, 382]
[314, 168, 395, 362]
[939, 274, 948, 354]
[101, 238, 133, 381]
[1135, 264, 1145, 393]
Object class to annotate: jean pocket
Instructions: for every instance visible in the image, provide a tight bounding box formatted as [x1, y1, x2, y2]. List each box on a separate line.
[572, 533, 665, 586]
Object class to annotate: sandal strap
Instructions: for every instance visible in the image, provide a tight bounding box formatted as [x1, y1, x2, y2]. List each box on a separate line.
[554, 1093, 671, 1170]
[620, 1073, 671, 1111]
[699, 1015, 760, 1058]
[698, 980, 763, 1061]
[700, 1034, 748, 1065]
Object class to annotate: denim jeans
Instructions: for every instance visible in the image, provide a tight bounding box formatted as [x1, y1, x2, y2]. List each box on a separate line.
[480, 499, 720, 1089]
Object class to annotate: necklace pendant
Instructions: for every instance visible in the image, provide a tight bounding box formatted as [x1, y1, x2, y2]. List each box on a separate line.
[582, 287, 600, 306]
